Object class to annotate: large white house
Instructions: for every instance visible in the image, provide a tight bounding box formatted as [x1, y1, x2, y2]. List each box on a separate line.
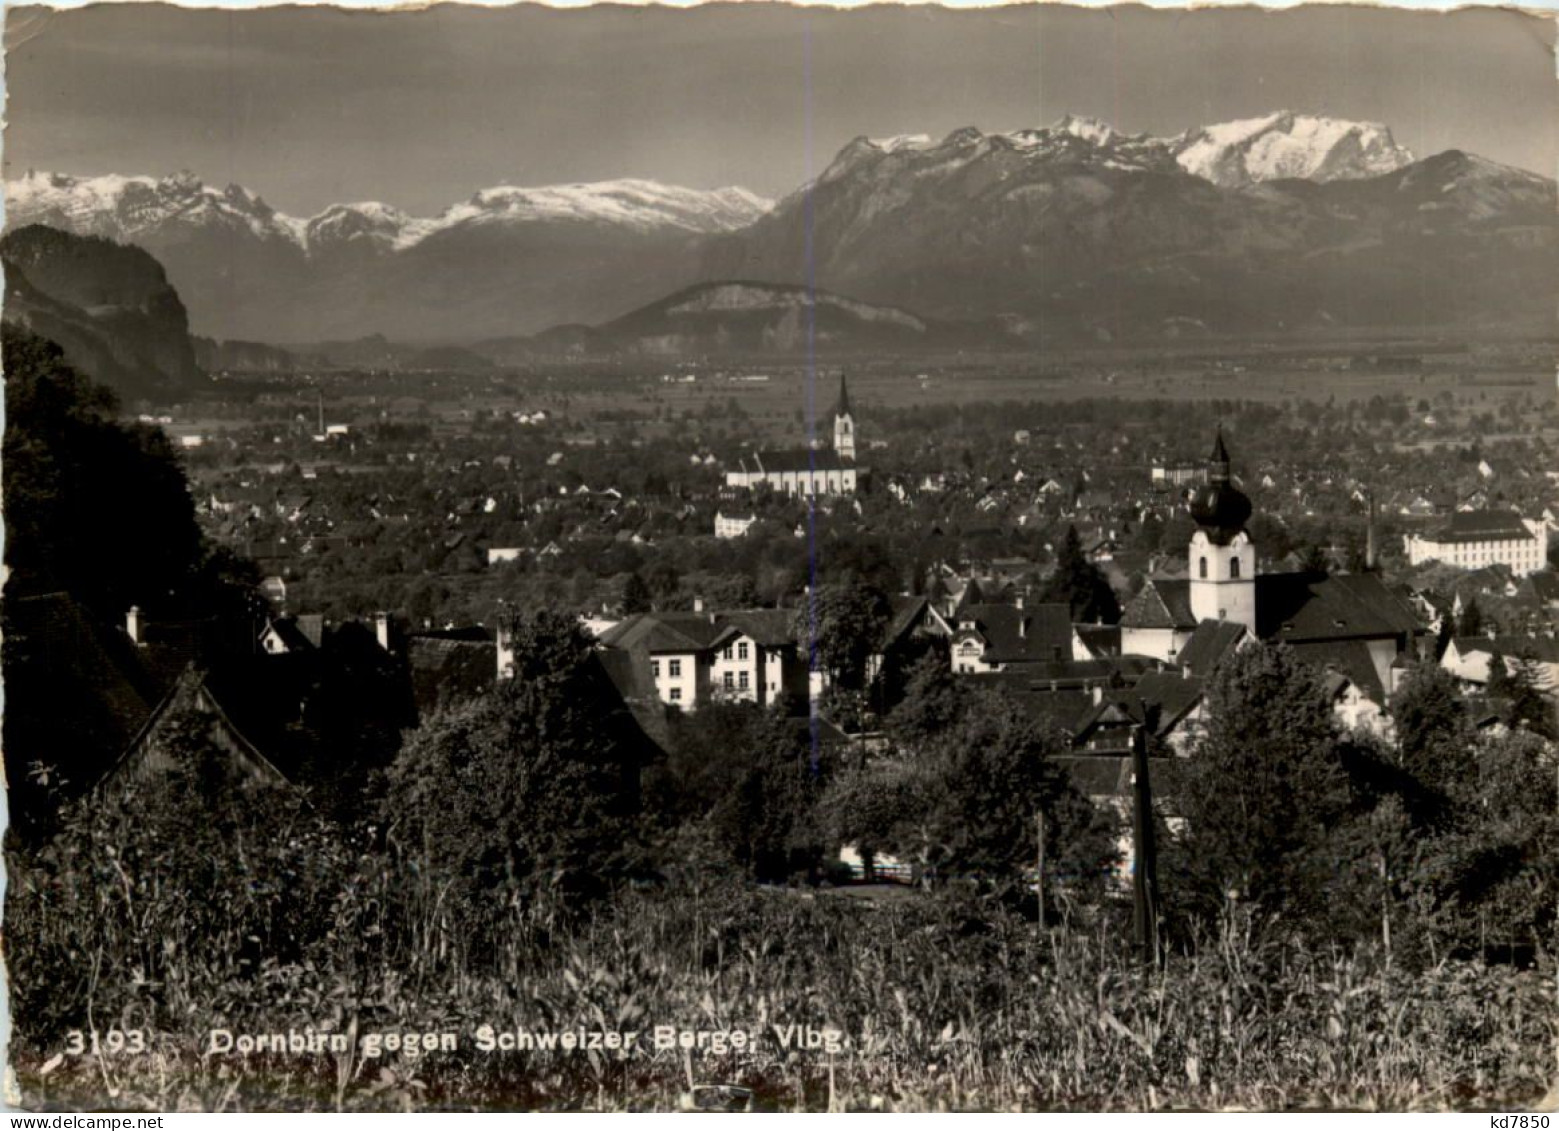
[593, 609, 805, 712]
[1405, 510, 1549, 577]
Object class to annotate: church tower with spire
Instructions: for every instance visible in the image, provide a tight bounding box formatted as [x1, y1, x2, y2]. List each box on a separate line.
[1187, 428, 1257, 631]
[832, 372, 856, 461]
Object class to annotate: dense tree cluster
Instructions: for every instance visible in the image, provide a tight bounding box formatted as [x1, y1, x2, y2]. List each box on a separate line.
[2, 326, 211, 618]
[1165, 643, 1559, 965]
[2, 328, 265, 831]
[826, 655, 1118, 903]
[386, 610, 649, 946]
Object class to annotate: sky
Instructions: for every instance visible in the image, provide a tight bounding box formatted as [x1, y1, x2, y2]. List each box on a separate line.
[2, 2, 1555, 217]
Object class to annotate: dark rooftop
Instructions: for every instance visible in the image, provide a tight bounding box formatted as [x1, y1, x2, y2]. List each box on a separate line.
[598, 612, 736, 654]
[953, 602, 1075, 664]
[1122, 579, 1197, 631]
[1426, 510, 1535, 545]
[1177, 619, 1247, 677]
[1288, 638, 1389, 704]
[741, 449, 855, 474]
[1257, 572, 1422, 642]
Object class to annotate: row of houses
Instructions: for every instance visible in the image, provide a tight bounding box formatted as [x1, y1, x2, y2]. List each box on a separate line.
[40, 430, 1554, 859]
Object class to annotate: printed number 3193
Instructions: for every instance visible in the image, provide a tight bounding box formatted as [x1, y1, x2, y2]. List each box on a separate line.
[65, 1029, 147, 1055]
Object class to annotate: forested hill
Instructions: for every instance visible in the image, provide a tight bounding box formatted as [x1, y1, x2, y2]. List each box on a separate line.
[1, 224, 206, 402]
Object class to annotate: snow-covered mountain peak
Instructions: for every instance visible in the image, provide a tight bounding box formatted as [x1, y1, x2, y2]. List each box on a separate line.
[864, 134, 934, 154]
[444, 178, 771, 236]
[1172, 111, 1415, 187]
[1051, 113, 1119, 147]
[302, 201, 430, 250]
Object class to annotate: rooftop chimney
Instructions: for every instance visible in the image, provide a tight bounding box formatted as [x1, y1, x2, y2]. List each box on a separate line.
[1014, 594, 1024, 610]
[1091, 683, 1103, 705]
[126, 606, 143, 646]
[1366, 489, 1378, 571]
[693, 595, 705, 613]
[374, 611, 391, 652]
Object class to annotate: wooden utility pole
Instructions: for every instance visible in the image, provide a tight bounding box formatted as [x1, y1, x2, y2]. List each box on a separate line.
[1130, 721, 1162, 967]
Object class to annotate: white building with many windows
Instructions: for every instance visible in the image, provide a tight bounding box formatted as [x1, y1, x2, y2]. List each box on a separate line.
[595, 609, 805, 712]
[1405, 510, 1548, 577]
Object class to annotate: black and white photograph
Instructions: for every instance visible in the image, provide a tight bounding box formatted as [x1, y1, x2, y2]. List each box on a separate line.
[2, 0, 1558, 1114]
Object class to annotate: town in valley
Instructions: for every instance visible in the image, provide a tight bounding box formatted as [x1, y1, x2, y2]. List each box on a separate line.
[4, 1, 1559, 1113]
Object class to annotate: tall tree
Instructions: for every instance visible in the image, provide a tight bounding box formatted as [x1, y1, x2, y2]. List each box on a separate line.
[621, 571, 653, 615]
[1165, 641, 1350, 926]
[791, 582, 892, 692]
[2, 325, 206, 618]
[386, 610, 647, 941]
[650, 702, 836, 883]
[3, 327, 263, 832]
[1451, 729, 1559, 953]
[1500, 651, 1558, 741]
[1390, 661, 1470, 799]
[1040, 525, 1120, 624]
[1299, 543, 1331, 575]
[1458, 598, 1485, 639]
[1486, 652, 1514, 701]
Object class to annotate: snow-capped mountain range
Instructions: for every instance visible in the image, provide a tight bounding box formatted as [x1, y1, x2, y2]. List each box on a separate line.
[0, 112, 1420, 255]
[4, 110, 1551, 344]
[7, 170, 773, 253]
[837, 111, 1414, 187]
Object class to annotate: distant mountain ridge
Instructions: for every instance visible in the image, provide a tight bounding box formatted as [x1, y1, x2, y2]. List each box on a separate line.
[705, 122, 1555, 343]
[191, 336, 302, 373]
[8, 171, 772, 252]
[6, 111, 1553, 345]
[474, 280, 974, 363]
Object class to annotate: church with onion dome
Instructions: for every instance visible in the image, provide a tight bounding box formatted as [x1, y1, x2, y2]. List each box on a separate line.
[1186, 429, 1258, 634]
[1121, 430, 1429, 717]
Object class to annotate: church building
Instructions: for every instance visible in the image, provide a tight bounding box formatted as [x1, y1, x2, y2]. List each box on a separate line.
[1122, 431, 1426, 704]
[725, 373, 864, 496]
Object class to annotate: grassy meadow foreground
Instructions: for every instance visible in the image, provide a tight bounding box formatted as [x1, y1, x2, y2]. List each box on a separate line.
[8, 859, 1557, 1112]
